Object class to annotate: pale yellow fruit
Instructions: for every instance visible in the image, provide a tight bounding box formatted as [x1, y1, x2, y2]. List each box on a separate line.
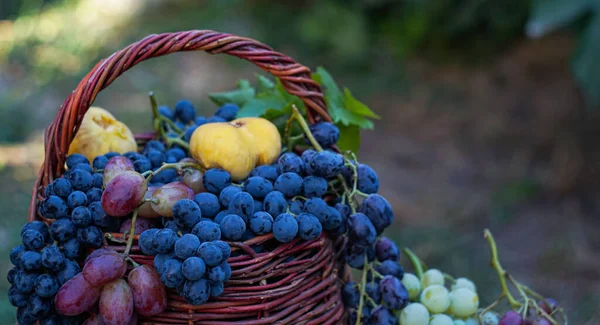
[421, 269, 445, 288]
[449, 288, 479, 318]
[68, 107, 137, 162]
[190, 117, 281, 181]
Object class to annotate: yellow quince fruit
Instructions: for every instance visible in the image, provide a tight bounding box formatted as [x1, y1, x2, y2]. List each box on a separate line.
[189, 117, 281, 181]
[68, 107, 137, 162]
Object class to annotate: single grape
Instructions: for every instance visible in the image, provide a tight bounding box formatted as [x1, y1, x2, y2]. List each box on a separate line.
[207, 264, 225, 283]
[219, 185, 242, 207]
[34, 274, 59, 298]
[481, 311, 500, 325]
[133, 158, 152, 173]
[40, 195, 69, 219]
[151, 167, 177, 184]
[159, 259, 184, 288]
[210, 282, 224, 297]
[92, 155, 108, 170]
[296, 213, 322, 241]
[220, 261, 232, 281]
[202, 168, 232, 194]
[303, 198, 328, 223]
[214, 241, 231, 262]
[146, 149, 167, 169]
[365, 282, 382, 303]
[263, 191, 287, 217]
[243, 176, 273, 199]
[420, 284, 450, 313]
[14, 270, 37, 294]
[400, 273, 420, 300]
[429, 314, 453, 325]
[128, 264, 167, 317]
[55, 273, 101, 316]
[301, 149, 317, 175]
[449, 288, 479, 317]
[214, 210, 228, 224]
[20, 250, 42, 271]
[197, 242, 223, 267]
[101, 171, 147, 217]
[167, 148, 186, 161]
[273, 213, 298, 243]
[182, 257, 206, 281]
[355, 163, 380, 194]
[92, 172, 103, 188]
[71, 206, 92, 228]
[375, 237, 400, 262]
[21, 221, 50, 242]
[250, 164, 279, 182]
[137, 228, 159, 255]
[361, 194, 394, 234]
[175, 99, 197, 123]
[182, 169, 205, 193]
[89, 201, 113, 229]
[219, 214, 246, 241]
[452, 278, 477, 293]
[56, 259, 80, 286]
[323, 206, 342, 230]
[309, 151, 343, 178]
[377, 260, 405, 279]
[7, 267, 18, 284]
[421, 269, 445, 288]
[228, 191, 254, 223]
[51, 178, 73, 198]
[83, 252, 127, 287]
[182, 278, 210, 305]
[66, 154, 89, 168]
[215, 103, 239, 121]
[103, 156, 134, 186]
[8, 286, 28, 307]
[151, 228, 178, 254]
[249, 211, 274, 235]
[380, 275, 409, 309]
[302, 176, 327, 198]
[151, 182, 195, 217]
[172, 199, 202, 229]
[174, 233, 201, 259]
[274, 172, 303, 197]
[369, 305, 398, 325]
[153, 252, 174, 273]
[253, 199, 263, 212]
[194, 192, 221, 218]
[72, 162, 93, 173]
[399, 303, 430, 325]
[345, 243, 368, 269]
[99, 279, 134, 325]
[77, 226, 104, 248]
[499, 311, 524, 325]
[27, 294, 52, 318]
[10, 245, 25, 267]
[348, 213, 377, 246]
[308, 122, 339, 148]
[49, 218, 76, 243]
[22, 229, 45, 251]
[192, 221, 221, 242]
[67, 169, 94, 192]
[277, 153, 305, 175]
[288, 199, 304, 215]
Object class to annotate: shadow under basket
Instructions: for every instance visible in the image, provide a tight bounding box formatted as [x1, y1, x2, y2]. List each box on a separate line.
[28, 30, 349, 324]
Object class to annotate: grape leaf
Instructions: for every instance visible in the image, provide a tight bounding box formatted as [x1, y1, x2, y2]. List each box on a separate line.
[336, 124, 361, 154]
[343, 88, 380, 119]
[237, 92, 288, 118]
[208, 79, 255, 107]
[257, 74, 275, 91]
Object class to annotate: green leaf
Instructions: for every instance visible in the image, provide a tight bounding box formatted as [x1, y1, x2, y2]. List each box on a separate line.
[257, 75, 275, 91]
[526, 0, 591, 38]
[573, 13, 600, 108]
[336, 124, 361, 154]
[343, 88, 380, 119]
[208, 79, 255, 107]
[326, 100, 375, 129]
[238, 79, 252, 89]
[313, 67, 343, 102]
[237, 92, 288, 118]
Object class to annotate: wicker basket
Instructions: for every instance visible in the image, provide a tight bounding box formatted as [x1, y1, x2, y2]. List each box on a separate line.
[27, 30, 348, 324]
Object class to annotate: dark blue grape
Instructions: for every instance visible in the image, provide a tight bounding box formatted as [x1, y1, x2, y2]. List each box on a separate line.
[49, 218, 76, 243]
[263, 191, 287, 217]
[214, 210, 229, 224]
[277, 153, 304, 175]
[215, 103, 239, 121]
[182, 256, 206, 281]
[208, 265, 225, 283]
[124, 151, 140, 160]
[17, 307, 37, 325]
[274, 172, 303, 197]
[288, 199, 304, 215]
[10, 245, 25, 267]
[104, 151, 120, 159]
[8, 267, 18, 284]
[28, 294, 52, 318]
[197, 242, 223, 267]
[160, 259, 185, 288]
[92, 155, 108, 170]
[366, 282, 382, 303]
[34, 274, 58, 298]
[297, 213, 322, 240]
[221, 261, 232, 281]
[72, 162, 93, 173]
[346, 244, 368, 269]
[70, 206, 92, 228]
[44, 183, 55, 197]
[193, 192, 221, 218]
[184, 125, 198, 142]
[67, 169, 94, 192]
[303, 176, 327, 198]
[76, 226, 103, 248]
[8, 286, 28, 307]
[214, 241, 231, 262]
[301, 149, 317, 175]
[56, 259, 80, 286]
[133, 158, 152, 173]
[250, 164, 279, 182]
[144, 140, 166, 153]
[361, 194, 394, 234]
[175, 234, 201, 260]
[85, 188, 102, 203]
[175, 100, 197, 123]
[253, 200, 263, 212]
[152, 228, 178, 254]
[182, 278, 210, 305]
[172, 199, 202, 229]
[207, 116, 226, 123]
[273, 213, 298, 243]
[22, 230, 45, 251]
[92, 173, 103, 188]
[52, 178, 73, 198]
[310, 151, 344, 178]
[348, 213, 377, 246]
[229, 192, 254, 222]
[166, 148, 186, 161]
[89, 201, 113, 229]
[139, 228, 159, 255]
[21, 251, 42, 271]
[380, 275, 409, 309]
[210, 282, 224, 297]
[369, 306, 397, 325]
[323, 206, 342, 230]
[219, 185, 242, 207]
[195, 116, 207, 126]
[41, 245, 65, 272]
[356, 164, 379, 194]
[308, 122, 340, 148]
[249, 211, 273, 235]
[153, 252, 175, 273]
[40, 196, 68, 219]
[158, 105, 175, 121]
[67, 190, 87, 209]
[342, 282, 360, 307]
[376, 260, 404, 280]
[219, 214, 246, 241]
[14, 270, 38, 294]
[243, 176, 273, 199]
[375, 237, 400, 262]
[202, 168, 232, 194]
[21, 221, 50, 243]
[66, 154, 89, 169]
[192, 221, 221, 242]
[146, 149, 166, 168]
[60, 238, 80, 259]
[303, 198, 328, 223]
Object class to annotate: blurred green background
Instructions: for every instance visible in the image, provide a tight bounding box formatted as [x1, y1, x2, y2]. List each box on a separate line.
[1, 0, 599, 323]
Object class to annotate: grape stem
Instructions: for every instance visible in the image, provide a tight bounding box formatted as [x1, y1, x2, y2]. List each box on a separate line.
[149, 92, 183, 134]
[355, 255, 369, 325]
[144, 162, 205, 185]
[123, 208, 139, 256]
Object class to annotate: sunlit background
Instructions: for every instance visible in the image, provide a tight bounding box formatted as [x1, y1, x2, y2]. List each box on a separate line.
[1, 0, 599, 323]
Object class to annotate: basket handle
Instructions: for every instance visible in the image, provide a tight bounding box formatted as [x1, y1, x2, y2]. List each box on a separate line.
[30, 30, 331, 221]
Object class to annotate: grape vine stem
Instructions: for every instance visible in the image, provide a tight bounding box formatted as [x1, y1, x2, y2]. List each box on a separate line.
[355, 255, 369, 325]
[123, 208, 138, 256]
[403, 248, 425, 279]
